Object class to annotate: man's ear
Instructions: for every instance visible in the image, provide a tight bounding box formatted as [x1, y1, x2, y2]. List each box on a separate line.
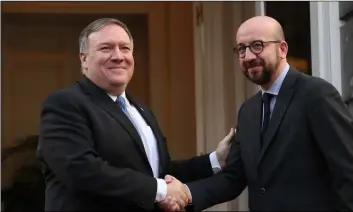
[79, 52, 88, 69]
[279, 41, 288, 59]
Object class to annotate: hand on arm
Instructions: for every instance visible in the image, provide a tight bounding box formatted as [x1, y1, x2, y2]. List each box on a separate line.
[215, 128, 236, 168]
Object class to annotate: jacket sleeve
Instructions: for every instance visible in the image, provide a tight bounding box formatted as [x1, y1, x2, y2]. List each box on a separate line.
[167, 153, 214, 183]
[307, 78, 353, 211]
[37, 91, 157, 210]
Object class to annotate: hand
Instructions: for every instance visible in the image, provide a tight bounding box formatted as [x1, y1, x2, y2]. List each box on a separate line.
[159, 196, 180, 211]
[159, 175, 179, 211]
[216, 128, 235, 168]
[158, 175, 190, 211]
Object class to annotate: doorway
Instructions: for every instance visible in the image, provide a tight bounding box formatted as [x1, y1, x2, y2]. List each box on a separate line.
[265, 1, 312, 75]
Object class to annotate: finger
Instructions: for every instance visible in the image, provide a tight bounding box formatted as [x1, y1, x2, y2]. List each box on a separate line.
[158, 197, 170, 211]
[175, 196, 187, 209]
[224, 128, 235, 143]
[168, 198, 178, 211]
[163, 196, 172, 204]
[228, 128, 235, 137]
[223, 129, 233, 140]
[171, 204, 181, 211]
[165, 175, 175, 183]
[179, 193, 189, 207]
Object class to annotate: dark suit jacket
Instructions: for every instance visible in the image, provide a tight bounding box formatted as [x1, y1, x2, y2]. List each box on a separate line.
[37, 76, 214, 211]
[187, 67, 353, 211]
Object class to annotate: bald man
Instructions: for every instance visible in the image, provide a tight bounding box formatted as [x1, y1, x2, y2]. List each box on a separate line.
[165, 16, 353, 211]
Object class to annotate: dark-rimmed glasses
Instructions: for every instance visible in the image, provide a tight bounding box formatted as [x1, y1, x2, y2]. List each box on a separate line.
[233, 40, 281, 58]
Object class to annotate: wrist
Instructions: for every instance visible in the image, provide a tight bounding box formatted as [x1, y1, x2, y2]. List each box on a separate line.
[155, 178, 167, 202]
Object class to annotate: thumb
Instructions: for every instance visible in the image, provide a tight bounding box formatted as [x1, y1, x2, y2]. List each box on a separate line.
[225, 128, 234, 140]
[221, 128, 234, 146]
[164, 175, 175, 183]
[229, 128, 234, 135]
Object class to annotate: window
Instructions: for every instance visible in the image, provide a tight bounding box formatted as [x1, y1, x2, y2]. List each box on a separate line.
[265, 1, 312, 75]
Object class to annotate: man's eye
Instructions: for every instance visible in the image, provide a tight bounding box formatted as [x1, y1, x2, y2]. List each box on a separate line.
[252, 42, 263, 48]
[238, 46, 245, 52]
[101, 46, 111, 50]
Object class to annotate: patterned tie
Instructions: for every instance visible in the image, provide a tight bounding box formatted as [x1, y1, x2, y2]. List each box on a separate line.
[116, 96, 127, 113]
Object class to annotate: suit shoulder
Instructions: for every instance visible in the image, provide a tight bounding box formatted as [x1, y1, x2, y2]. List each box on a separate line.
[236, 92, 261, 117]
[300, 73, 331, 87]
[42, 83, 82, 107]
[243, 92, 261, 107]
[300, 74, 339, 98]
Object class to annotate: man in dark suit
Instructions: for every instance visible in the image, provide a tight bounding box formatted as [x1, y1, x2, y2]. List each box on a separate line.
[36, 18, 234, 211]
[166, 15, 353, 211]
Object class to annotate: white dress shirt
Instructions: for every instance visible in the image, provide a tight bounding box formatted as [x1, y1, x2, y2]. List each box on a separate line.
[108, 92, 221, 202]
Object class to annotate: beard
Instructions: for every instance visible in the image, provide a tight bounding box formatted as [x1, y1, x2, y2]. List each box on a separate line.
[242, 59, 273, 86]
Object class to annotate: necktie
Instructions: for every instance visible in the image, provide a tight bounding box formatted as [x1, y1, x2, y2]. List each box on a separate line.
[116, 96, 127, 113]
[261, 93, 273, 147]
[116, 96, 140, 131]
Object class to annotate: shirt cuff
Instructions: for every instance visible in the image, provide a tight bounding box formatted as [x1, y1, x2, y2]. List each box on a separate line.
[184, 184, 193, 203]
[209, 151, 221, 168]
[209, 151, 222, 172]
[155, 178, 167, 202]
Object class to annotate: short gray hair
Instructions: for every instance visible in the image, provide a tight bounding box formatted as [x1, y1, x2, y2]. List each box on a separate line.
[79, 18, 134, 53]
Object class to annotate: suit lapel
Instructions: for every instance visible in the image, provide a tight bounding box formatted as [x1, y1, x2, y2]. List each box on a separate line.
[257, 68, 299, 166]
[78, 77, 150, 166]
[127, 94, 166, 176]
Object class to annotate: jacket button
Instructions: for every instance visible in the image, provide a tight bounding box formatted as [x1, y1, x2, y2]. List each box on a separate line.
[260, 188, 266, 194]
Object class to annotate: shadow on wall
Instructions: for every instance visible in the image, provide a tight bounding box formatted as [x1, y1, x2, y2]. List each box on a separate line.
[1, 135, 45, 212]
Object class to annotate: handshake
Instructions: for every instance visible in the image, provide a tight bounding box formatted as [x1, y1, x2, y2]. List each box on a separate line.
[157, 128, 235, 211]
[158, 175, 191, 211]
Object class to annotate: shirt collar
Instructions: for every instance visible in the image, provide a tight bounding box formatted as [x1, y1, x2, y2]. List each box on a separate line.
[107, 91, 130, 106]
[261, 63, 290, 96]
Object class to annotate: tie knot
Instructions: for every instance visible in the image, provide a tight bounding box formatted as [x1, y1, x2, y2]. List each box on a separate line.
[116, 96, 127, 112]
[262, 93, 273, 103]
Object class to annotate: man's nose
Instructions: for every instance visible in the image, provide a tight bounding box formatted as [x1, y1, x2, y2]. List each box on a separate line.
[243, 47, 256, 62]
[111, 48, 124, 61]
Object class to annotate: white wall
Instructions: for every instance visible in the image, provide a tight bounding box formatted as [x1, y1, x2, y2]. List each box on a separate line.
[310, 2, 342, 94]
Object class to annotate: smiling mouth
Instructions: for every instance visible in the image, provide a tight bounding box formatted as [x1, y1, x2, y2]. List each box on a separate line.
[248, 65, 262, 70]
[248, 64, 262, 68]
[109, 67, 126, 70]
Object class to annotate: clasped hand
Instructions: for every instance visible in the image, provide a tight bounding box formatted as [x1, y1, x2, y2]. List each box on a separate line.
[158, 175, 189, 211]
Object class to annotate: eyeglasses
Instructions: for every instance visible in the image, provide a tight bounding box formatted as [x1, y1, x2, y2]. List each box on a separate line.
[233, 40, 281, 58]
